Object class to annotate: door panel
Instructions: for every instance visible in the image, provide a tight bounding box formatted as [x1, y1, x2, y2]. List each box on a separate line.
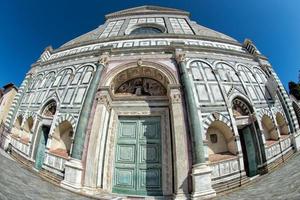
[34, 126, 49, 170]
[241, 126, 258, 177]
[113, 116, 162, 196]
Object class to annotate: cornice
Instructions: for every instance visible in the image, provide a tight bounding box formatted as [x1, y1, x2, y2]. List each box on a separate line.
[54, 34, 242, 53]
[33, 43, 256, 68]
[105, 6, 190, 20]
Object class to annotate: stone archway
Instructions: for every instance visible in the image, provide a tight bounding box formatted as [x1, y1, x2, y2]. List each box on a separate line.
[232, 97, 265, 177]
[32, 100, 57, 170]
[83, 61, 189, 198]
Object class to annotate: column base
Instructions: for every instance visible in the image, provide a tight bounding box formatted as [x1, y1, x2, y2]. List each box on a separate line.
[191, 164, 216, 200]
[61, 159, 83, 192]
[173, 193, 190, 200]
[82, 186, 100, 196]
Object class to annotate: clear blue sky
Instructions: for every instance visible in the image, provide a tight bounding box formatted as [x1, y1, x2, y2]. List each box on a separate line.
[0, 0, 299, 90]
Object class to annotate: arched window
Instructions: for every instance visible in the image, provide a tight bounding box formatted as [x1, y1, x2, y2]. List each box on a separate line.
[42, 101, 57, 118]
[43, 72, 55, 88]
[33, 75, 43, 89]
[53, 71, 64, 87]
[60, 69, 72, 86]
[216, 63, 239, 82]
[81, 66, 94, 84]
[71, 67, 84, 85]
[237, 65, 256, 83]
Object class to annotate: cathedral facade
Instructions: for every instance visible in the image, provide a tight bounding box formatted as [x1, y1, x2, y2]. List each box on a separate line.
[3, 6, 300, 199]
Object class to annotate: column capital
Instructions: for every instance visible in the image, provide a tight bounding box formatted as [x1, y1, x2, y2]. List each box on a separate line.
[96, 90, 112, 109]
[98, 52, 110, 66]
[175, 52, 186, 63]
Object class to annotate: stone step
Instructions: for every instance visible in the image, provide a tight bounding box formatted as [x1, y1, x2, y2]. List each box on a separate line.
[213, 176, 250, 194]
[39, 169, 63, 186]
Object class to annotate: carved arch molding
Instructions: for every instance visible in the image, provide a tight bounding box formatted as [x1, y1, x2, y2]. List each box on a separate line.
[112, 66, 169, 96]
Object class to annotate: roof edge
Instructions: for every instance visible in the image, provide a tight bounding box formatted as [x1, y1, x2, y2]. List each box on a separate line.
[105, 5, 190, 20]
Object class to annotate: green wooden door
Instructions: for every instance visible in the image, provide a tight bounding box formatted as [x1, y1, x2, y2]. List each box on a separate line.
[241, 126, 258, 177]
[34, 126, 49, 170]
[113, 117, 162, 196]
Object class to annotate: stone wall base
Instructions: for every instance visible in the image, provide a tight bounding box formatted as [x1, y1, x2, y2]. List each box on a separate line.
[11, 148, 34, 170]
[212, 173, 250, 194]
[61, 159, 83, 192]
[191, 164, 216, 200]
[266, 148, 295, 172]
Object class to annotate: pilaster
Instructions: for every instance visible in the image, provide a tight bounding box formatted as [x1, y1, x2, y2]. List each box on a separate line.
[83, 89, 112, 194]
[175, 51, 216, 199]
[168, 84, 190, 199]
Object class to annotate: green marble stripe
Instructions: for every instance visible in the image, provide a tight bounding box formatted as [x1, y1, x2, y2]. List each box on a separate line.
[178, 60, 205, 164]
[71, 63, 104, 160]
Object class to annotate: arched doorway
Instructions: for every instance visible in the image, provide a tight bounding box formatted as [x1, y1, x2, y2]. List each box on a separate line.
[34, 100, 57, 170]
[111, 67, 168, 196]
[232, 98, 265, 177]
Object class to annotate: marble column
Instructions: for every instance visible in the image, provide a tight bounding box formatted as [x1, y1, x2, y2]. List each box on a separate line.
[61, 53, 109, 191]
[175, 52, 216, 199]
[83, 89, 111, 194]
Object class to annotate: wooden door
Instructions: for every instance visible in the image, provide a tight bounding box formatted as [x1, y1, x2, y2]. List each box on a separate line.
[240, 126, 258, 177]
[34, 126, 49, 170]
[112, 116, 162, 196]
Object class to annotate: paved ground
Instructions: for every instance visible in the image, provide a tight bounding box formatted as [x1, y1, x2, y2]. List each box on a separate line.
[215, 153, 300, 200]
[0, 149, 300, 200]
[0, 149, 92, 200]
